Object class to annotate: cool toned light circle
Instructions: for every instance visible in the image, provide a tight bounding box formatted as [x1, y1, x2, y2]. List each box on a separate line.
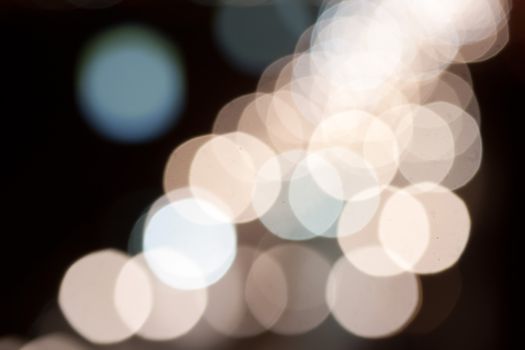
[77, 24, 185, 143]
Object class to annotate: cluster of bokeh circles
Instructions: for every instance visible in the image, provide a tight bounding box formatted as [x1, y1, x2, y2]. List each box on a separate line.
[17, 0, 508, 348]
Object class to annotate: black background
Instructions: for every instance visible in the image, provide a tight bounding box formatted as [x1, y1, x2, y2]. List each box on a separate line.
[0, 0, 520, 349]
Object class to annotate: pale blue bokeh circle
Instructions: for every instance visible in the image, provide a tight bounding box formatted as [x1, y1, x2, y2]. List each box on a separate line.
[78, 25, 185, 143]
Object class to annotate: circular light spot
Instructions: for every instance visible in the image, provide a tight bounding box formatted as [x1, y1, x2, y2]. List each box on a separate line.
[406, 183, 471, 274]
[213, 93, 260, 134]
[309, 111, 399, 187]
[163, 135, 215, 195]
[77, 24, 185, 143]
[132, 255, 208, 341]
[288, 153, 345, 237]
[424, 101, 483, 189]
[336, 192, 380, 238]
[257, 55, 295, 93]
[398, 105, 455, 185]
[248, 90, 316, 153]
[306, 148, 380, 203]
[327, 257, 420, 338]
[246, 244, 331, 335]
[58, 250, 150, 344]
[204, 246, 266, 337]
[442, 135, 482, 190]
[143, 194, 237, 290]
[189, 132, 281, 223]
[338, 187, 407, 277]
[255, 150, 340, 241]
[114, 256, 154, 335]
[245, 248, 288, 332]
[378, 188, 431, 270]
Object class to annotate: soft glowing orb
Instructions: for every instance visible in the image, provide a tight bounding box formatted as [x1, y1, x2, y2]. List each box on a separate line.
[204, 246, 266, 337]
[58, 250, 152, 344]
[327, 257, 420, 338]
[142, 195, 237, 290]
[131, 255, 208, 341]
[77, 25, 185, 143]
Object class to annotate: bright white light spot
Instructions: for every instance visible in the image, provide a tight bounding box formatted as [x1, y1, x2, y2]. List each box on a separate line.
[143, 196, 237, 290]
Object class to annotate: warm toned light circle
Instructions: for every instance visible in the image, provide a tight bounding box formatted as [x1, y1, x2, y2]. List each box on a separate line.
[59, 250, 151, 344]
[204, 246, 266, 337]
[327, 257, 421, 338]
[189, 132, 281, 222]
[378, 187, 431, 270]
[132, 255, 208, 341]
[405, 183, 471, 274]
[247, 244, 331, 335]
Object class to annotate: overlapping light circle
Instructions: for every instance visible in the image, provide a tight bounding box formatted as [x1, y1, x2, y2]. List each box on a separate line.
[142, 192, 237, 290]
[58, 0, 509, 344]
[58, 250, 152, 344]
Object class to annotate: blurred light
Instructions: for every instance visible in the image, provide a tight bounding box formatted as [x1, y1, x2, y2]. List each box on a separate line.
[163, 135, 215, 195]
[405, 183, 471, 274]
[398, 105, 456, 185]
[288, 153, 344, 236]
[143, 193, 237, 290]
[264, 244, 330, 334]
[425, 101, 483, 190]
[131, 255, 208, 341]
[204, 246, 266, 337]
[456, 20, 510, 62]
[20, 334, 87, 350]
[309, 111, 400, 188]
[327, 257, 421, 338]
[212, 93, 260, 134]
[442, 134, 482, 190]
[378, 188, 431, 271]
[214, 3, 311, 74]
[254, 150, 337, 241]
[246, 244, 330, 335]
[171, 318, 231, 350]
[59, 250, 151, 344]
[0, 336, 23, 350]
[305, 148, 380, 205]
[127, 210, 148, 256]
[338, 187, 407, 277]
[189, 132, 281, 222]
[114, 255, 154, 336]
[237, 91, 315, 153]
[256, 55, 296, 93]
[77, 24, 185, 143]
[48, 0, 510, 343]
[244, 246, 287, 332]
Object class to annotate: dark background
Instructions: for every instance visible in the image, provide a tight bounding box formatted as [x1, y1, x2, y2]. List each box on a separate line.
[0, 0, 520, 349]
